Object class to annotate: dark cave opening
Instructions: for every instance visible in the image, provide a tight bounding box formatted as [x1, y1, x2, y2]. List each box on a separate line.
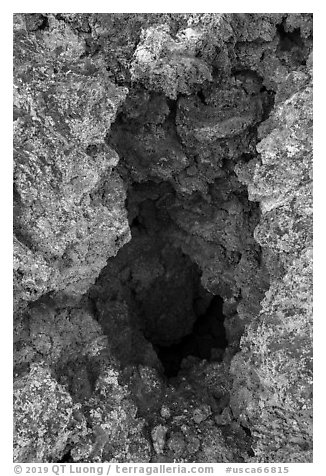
[154, 295, 228, 378]
[90, 74, 272, 381]
[124, 181, 230, 374]
[87, 179, 231, 380]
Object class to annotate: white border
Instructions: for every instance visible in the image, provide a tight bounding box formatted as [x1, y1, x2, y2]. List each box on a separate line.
[2, 4, 323, 474]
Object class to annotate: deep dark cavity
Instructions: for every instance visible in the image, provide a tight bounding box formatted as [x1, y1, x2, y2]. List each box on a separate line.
[155, 295, 228, 377]
[93, 73, 274, 379]
[87, 180, 230, 378]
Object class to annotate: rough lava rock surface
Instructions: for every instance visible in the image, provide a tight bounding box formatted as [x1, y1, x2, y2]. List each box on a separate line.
[13, 13, 313, 463]
[13, 14, 130, 313]
[231, 63, 313, 462]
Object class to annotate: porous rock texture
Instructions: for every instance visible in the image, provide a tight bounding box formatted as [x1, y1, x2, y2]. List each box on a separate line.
[13, 13, 313, 463]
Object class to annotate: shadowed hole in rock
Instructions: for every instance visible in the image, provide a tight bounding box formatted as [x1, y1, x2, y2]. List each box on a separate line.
[88, 76, 273, 381]
[154, 295, 228, 377]
[88, 180, 229, 379]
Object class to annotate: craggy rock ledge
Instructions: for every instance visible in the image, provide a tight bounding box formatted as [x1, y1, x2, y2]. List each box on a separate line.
[13, 13, 312, 463]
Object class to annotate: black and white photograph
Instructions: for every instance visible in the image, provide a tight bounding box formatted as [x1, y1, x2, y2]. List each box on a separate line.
[11, 5, 314, 470]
